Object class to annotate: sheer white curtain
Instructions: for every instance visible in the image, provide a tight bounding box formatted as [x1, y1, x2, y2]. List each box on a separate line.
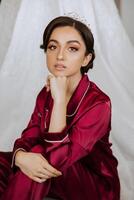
[0, 0, 134, 199]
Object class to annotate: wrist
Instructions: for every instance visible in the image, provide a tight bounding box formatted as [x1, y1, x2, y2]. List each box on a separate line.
[53, 101, 67, 114]
[54, 98, 67, 106]
[15, 150, 27, 167]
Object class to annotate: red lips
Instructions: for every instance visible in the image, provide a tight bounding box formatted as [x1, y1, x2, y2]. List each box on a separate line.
[55, 63, 66, 69]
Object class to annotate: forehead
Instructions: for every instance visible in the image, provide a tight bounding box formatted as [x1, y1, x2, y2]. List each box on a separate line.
[49, 26, 84, 44]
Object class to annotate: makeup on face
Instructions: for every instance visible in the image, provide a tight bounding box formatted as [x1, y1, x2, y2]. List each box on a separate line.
[46, 26, 88, 78]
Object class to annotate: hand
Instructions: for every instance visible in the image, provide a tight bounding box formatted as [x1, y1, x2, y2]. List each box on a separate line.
[45, 74, 68, 103]
[15, 151, 62, 183]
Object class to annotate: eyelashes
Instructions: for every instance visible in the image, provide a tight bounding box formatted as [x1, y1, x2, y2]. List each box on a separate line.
[47, 45, 79, 52]
[69, 47, 78, 52]
[47, 45, 56, 50]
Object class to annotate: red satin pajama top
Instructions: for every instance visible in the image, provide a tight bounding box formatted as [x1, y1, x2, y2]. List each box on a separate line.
[0, 74, 120, 200]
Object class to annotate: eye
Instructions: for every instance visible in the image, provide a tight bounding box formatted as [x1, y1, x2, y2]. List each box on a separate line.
[47, 45, 57, 50]
[68, 47, 78, 52]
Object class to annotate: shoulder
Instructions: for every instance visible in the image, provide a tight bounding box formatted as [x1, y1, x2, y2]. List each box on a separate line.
[36, 86, 47, 100]
[90, 81, 110, 102]
[34, 86, 49, 109]
[84, 80, 111, 111]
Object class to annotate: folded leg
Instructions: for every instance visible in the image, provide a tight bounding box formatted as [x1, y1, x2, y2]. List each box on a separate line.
[47, 161, 99, 200]
[0, 152, 12, 197]
[0, 145, 51, 200]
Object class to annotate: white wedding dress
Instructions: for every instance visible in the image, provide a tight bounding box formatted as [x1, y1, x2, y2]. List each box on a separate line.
[0, 0, 134, 199]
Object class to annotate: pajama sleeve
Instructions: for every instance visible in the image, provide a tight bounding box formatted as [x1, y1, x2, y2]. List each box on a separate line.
[43, 101, 111, 172]
[11, 93, 42, 168]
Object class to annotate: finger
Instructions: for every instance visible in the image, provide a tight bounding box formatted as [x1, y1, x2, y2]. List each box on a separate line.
[46, 84, 50, 92]
[39, 155, 62, 175]
[42, 162, 62, 176]
[36, 169, 54, 179]
[36, 172, 51, 179]
[46, 77, 50, 86]
[46, 74, 54, 91]
[46, 74, 53, 86]
[47, 74, 54, 82]
[46, 78, 50, 90]
[28, 174, 45, 183]
[38, 168, 60, 178]
[33, 176, 46, 183]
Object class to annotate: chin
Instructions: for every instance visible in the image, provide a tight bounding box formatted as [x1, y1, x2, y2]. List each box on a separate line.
[52, 71, 66, 77]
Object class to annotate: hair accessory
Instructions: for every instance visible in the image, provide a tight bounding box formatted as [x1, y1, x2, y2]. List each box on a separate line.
[63, 12, 91, 29]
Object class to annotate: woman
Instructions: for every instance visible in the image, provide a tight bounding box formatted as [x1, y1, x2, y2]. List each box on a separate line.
[0, 16, 120, 200]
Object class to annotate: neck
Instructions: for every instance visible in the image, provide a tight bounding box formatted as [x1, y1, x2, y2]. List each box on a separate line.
[66, 73, 82, 98]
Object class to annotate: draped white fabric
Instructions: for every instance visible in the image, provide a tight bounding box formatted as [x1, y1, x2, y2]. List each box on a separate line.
[0, 0, 134, 199]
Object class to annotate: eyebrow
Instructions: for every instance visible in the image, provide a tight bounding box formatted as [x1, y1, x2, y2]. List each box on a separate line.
[48, 39, 81, 45]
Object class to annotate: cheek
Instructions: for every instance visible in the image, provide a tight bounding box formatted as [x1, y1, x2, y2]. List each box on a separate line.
[68, 53, 84, 65]
[46, 56, 52, 70]
[46, 53, 54, 64]
[46, 53, 52, 59]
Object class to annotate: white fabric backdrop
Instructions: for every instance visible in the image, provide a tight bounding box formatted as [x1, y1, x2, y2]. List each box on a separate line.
[0, 0, 22, 66]
[0, 0, 134, 199]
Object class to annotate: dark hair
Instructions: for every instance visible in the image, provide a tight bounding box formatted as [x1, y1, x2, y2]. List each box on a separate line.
[40, 16, 95, 75]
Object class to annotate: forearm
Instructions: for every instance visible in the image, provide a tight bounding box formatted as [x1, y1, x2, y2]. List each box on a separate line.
[48, 101, 67, 133]
[44, 102, 111, 172]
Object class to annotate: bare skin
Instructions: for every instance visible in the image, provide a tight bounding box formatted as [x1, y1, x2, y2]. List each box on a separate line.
[15, 26, 92, 183]
[15, 151, 62, 183]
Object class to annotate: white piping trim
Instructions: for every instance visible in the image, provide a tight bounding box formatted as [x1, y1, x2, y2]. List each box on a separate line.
[44, 134, 69, 143]
[66, 83, 90, 117]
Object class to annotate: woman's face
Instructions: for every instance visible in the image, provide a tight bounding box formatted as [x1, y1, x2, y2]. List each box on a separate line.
[46, 26, 91, 78]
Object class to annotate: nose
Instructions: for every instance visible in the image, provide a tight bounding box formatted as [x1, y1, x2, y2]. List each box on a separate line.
[57, 47, 64, 60]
